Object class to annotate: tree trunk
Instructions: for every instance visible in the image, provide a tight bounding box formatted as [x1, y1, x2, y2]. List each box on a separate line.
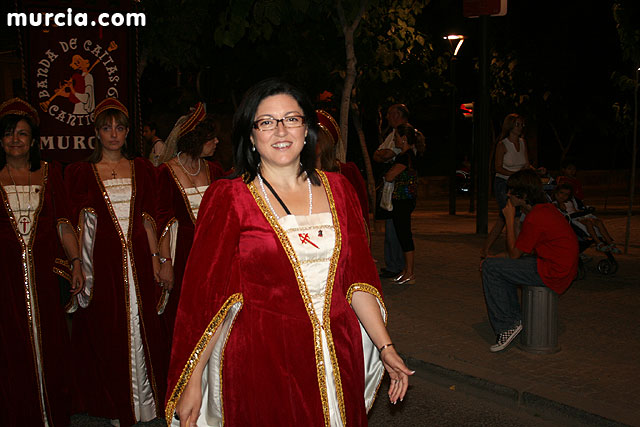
[351, 104, 376, 209]
[336, 0, 368, 162]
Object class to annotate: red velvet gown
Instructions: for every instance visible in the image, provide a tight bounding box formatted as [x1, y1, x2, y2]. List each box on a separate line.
[339, 161, 370, 241]
[155, 160, 225, 339]
[65, 158, 168, 425]
[0, 162, 72, 426]
[166, 171, 386, 426]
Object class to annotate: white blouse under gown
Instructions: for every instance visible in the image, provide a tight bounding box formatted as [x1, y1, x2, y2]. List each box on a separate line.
[280, 212, 343, 427]
[7, 185, 50, 426]
[103, 178, 156, 423]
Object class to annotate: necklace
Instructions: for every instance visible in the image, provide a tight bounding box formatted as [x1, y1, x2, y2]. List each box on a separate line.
[102, 158, 121, 179]
[257, 171, 312, 219]
[179, 164, 209, 212]
[7, 166, 33, 236]
[176, 152, 202, 177]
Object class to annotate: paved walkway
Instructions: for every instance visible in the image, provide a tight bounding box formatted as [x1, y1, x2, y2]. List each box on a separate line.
[374, 195, 640, 426]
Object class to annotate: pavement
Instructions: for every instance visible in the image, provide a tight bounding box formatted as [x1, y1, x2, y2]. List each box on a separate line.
[373, 194, 640, 426]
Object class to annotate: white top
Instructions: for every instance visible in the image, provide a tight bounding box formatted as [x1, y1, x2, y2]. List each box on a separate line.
[184, 185, 209, 220]
[496, 137, 527, 179]
[279, 212, 343, 427]
[5, 184, 42, 242]
[103, 178, 157, 422]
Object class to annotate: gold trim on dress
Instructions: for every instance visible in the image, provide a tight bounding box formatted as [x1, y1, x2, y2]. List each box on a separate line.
[248, 170, 346, 426]
[0, 161, 50, 423]
[165, 293, 244, 424]
[346, 283, 387, 325]
[92, 161, 161, 415]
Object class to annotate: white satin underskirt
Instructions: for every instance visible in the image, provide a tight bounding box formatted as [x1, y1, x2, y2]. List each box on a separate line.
[104, 179, 156, 422]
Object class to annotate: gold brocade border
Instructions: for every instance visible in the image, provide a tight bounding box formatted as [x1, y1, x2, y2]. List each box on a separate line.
[247, 170, 346, 426]
[165, 293, 244, 424]
[142, 211, 157, 234]
[0, 162, 49, 422]
[92, 161, 161, 414]
[166, 161, 211, 226]
[158, 217, 178, 249]
[346, 283, 387, 325]
[53, 266, 72, 282]
[345, 282, 387, 412]
[77, 207, 96, 302]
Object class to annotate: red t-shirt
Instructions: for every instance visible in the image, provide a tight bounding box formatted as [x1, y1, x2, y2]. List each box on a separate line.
[516, 203, 579, 294]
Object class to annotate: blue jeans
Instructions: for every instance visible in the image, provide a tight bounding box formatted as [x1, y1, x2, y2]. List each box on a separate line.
[482, 256, 545, 334]
[384, 218, 405, 273]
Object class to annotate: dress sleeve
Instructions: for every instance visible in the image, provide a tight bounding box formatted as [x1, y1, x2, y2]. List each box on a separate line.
[64, 162, 90, 228]
[165, 179, 244, 418]
[136, 158, 158, 231]
[155, 164, 177, 243]
[331, 174, 384, 306]
[340, 162, 370, 236]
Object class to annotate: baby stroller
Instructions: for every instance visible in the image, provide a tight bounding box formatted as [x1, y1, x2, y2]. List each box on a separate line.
[560, 201, 618, 279]
[547, 182, 618, 279]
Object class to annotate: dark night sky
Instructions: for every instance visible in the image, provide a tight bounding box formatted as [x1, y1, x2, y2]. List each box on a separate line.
[416, 0, 629, 171]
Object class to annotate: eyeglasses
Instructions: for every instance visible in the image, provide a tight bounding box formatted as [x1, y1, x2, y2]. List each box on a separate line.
[253, 115, 305, 132]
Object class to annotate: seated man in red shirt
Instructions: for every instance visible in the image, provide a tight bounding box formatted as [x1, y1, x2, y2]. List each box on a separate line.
[481, 169, 578, 352]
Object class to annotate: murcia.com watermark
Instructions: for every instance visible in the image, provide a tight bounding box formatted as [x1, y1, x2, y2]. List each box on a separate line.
[7, 8, 145, 27]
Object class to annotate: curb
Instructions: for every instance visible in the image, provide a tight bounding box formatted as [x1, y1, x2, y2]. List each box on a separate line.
[403, 355, 630, 427]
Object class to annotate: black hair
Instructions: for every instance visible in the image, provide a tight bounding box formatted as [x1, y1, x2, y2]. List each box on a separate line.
[230, 78, 320, 185]
[555, 183, 574, 197]
[507, 169, 547, 206]
[178, 114, 217, 159]
[0, 114, 41, 171]
[88, 109, 132, 163]
[395, 123, 417, 145]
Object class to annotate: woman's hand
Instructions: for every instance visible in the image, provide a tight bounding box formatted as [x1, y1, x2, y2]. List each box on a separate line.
[70, 264, 85, 296]
[380, 346, 414, 404]
[176, 378, 202, 427]
[157, 262, 174, 291]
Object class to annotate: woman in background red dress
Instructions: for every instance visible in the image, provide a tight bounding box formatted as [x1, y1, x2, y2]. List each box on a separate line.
[155, 103, 226, 340]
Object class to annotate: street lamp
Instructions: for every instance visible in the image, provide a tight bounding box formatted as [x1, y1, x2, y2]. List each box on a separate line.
[444, 34, 465, 215]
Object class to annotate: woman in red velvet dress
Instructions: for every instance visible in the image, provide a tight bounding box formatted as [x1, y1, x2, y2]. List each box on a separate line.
[155, 104, 226, 340]
[0, 98, 84, 426]
[66, 98, 168, 425]
[315, 109, 371, 241]
[166, 79, 412, 426]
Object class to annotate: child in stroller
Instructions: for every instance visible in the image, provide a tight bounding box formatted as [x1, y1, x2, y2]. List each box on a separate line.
[552, 183, 619, 275]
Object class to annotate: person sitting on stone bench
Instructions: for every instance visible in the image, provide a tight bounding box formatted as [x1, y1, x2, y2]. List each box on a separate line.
[481, 169, 579, 352]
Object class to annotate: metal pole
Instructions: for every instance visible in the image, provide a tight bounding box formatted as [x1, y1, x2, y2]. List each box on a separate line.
[624, 67, 639, 254]
[449, 57, 457, 215]
[476, 15, 490, 234]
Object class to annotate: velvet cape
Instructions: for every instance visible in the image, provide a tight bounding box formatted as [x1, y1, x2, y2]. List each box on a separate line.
[165, 171, 386, 426]
[65, 158, 168, 425]
[338, 161, 370, 242]
[0, 162, 72, 426]
[156, 160, 226, 339]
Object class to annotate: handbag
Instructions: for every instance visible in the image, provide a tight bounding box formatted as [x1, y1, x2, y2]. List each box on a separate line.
[380, 180, 394, 212]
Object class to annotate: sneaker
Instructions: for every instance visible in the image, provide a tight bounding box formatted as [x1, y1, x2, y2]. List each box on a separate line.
[490, 322, 523, 352]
